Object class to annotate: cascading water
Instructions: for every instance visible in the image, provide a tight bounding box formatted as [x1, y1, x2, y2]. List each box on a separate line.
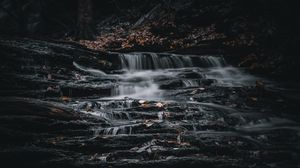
[182, 79, 199, 87]
[110, 52, 255, 98]
[3, 39, 299, 167]
[118, 52, 224, 70]
[69, 52, 299, 167]
[72, 52, 256, 98]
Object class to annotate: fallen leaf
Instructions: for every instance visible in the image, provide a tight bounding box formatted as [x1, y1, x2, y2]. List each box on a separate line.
[50, 107, 64, 113]
[256, 80, 264, 87]
[75, 73, 81, 80]
[47, 86, 54, 91]
[155, 102, 165, 108]
[180, 142, 191, 146]
[191, 90, 198, 94]
[61, 96, 71, 102]
[138, 100, 147, 104]
[86, 107, 93, 112]
[140, 103, 150, 108]
[164, 112, 171, 118]
[144, 120, 154, 127]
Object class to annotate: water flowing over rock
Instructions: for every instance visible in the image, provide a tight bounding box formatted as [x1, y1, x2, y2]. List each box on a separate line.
[0, 38, 299, 168]
[118, 52, 226, 70]
[111, 52, 255, 99]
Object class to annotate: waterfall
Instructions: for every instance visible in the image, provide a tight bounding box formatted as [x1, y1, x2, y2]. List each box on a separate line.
[110, 52, 230, 98]
[73, 62, 106, 76]
[119, 52, 194, 70]
[197, 56, 226, 67]
[111, 81, 160, 99]
[118, 52, 226, 70]
[182, 79, 199, 87]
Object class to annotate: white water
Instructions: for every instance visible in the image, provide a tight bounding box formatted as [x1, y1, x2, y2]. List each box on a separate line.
[111, 81, 161, 99]
[109, 69, 175, 99]
[182, 79, 199, 87]
[114, 52, 257, 98]
[118, 52, 226, 71]
[119, 52, 194, 70]
[73, 52, 257, 99]
[73, 62, 106, 76]
[205, 66, 257, 87]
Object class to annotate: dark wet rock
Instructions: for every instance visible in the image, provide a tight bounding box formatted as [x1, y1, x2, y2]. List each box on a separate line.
[201, 79, 216, 86]
[60, 85, 112, 98]
[159, 80, 183, 90]
[0, 97, 106, 167]
[0, 38, 120, 98]
[0, 38, 300, 168]
[178, 72, 203, 79]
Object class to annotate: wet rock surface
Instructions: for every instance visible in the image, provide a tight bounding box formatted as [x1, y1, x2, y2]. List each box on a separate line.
[0, 38, 300, 167]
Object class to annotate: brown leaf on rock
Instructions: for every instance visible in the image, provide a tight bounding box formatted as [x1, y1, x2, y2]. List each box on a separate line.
[61, 96, 71, 102]
[155, 102, 165, 108]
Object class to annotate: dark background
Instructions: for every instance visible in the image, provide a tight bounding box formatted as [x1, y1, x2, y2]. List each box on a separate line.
[1, 0, 299, 79]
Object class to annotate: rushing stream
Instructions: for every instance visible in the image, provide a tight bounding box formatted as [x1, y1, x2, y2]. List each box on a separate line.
[68, 52, 300, 167]
[75, 52, 258, 99]
[1, 42, 299, 167]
